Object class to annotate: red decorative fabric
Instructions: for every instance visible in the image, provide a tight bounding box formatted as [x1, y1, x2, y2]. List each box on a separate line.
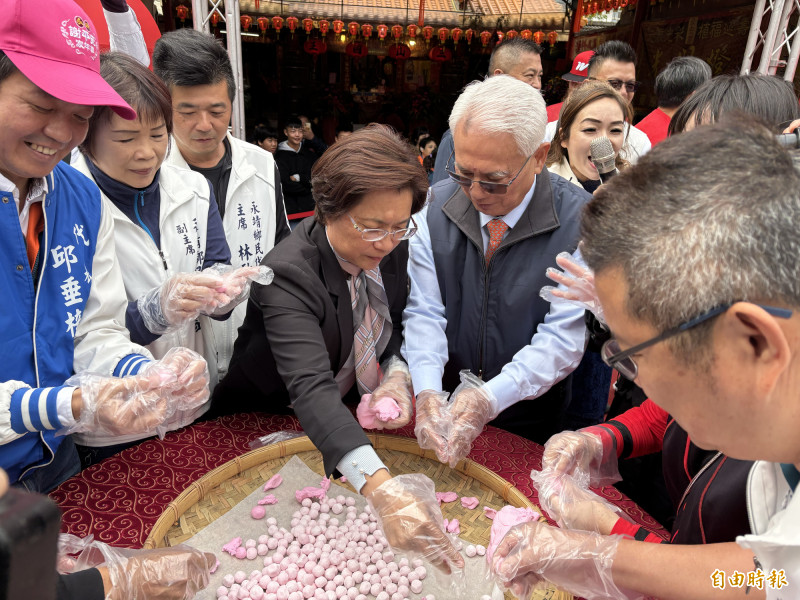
[50, 414, 668, 547]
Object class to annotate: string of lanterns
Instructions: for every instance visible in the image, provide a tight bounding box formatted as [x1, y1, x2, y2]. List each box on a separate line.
[583, 0, 638, 16]
[174, 5, 560, 51]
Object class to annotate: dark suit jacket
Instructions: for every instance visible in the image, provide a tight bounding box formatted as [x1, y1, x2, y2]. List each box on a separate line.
[215, 218, 409, 476]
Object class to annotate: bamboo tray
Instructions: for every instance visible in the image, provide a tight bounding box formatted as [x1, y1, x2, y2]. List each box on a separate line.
[144, 433, 568, 600]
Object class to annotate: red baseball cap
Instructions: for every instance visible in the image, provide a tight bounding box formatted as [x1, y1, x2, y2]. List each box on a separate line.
[0, 0, 136, 120]
[562, 50, 595, 82]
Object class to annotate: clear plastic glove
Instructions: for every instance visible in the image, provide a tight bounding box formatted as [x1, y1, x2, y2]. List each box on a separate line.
[359, 357, 413, 429]
[137, 271, 226, 334]
[531, 470, 621, 534]
[156, 347, 210, 413]
[72, 540, 216, 600]
[541, 430, 621, 487]
[540, 250, 605, 324]
[202, 264, 274, 317]
[491, 520, 639, 600]
[62, 366, 176, 437]
[366, 473, 465, 574]
[443, 370, 498, 468]
[414, 389, 451, 464]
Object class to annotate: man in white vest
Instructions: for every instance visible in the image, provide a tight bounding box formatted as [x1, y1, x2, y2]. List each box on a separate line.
[153, 29, 291, 381]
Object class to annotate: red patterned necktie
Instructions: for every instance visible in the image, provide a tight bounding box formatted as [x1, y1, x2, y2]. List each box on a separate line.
[485, 218, 509, 265]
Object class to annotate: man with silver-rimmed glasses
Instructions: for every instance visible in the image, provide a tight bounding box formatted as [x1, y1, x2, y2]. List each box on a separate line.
[404, 75, 591, 468]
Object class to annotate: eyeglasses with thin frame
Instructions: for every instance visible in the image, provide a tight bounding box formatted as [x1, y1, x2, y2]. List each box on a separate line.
[601, 303, 793, 380]
[445, 151, 533, 195]
[349, 214, 417, 242]
[588, 77, 641, 94]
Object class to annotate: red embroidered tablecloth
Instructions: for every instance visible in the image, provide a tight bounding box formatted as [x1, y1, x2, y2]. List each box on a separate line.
[50, 413, 667, 547]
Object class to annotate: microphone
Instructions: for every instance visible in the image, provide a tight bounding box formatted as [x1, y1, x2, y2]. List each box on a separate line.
[777, 130, 800, 149]
[589, 136, 618, 183]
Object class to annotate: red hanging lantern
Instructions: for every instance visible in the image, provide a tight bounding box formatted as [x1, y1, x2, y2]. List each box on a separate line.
[437, 27, 449, 43]
[407, 24, 418, 38]
[377, 24, 389, 40]
[209, 9, 221, 27]
[451, 27, 462, 43]
[391, 25, 403, 40]
[303, 18, 314, 35]
[464, 28, 474, 43]
[547, 30, 558, 45]
[495, 30, 504, 43]
[319, 19, 330, 35]
[241, 15, 253, 30]
[520, 29, 532, 40]
[175, 4, 189, 22]
[422, 25, 434, 43]
[533, 30, 544, 44]
[348, 21, 359, 38]
[361, 23, 373, 38]
[429, 46, 452, 61]
[332, 19, 344, 35]
[479, 30, 492, 46]
[345, 40, 369, 58]
[286, 16, 299, 37]
[257, 16, 269, 32]
[304, 39, 328, 55]
[272, 16, 284, 32]
[388, 43, 411, 60]
[505, 29, 518, 40]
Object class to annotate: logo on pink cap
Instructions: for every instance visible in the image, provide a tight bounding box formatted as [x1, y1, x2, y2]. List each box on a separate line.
[60, 16, 99, 60]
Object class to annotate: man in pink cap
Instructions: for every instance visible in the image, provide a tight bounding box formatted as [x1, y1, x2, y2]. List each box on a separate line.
[546, 50, 594, 122]
[0, 0, 211, 497]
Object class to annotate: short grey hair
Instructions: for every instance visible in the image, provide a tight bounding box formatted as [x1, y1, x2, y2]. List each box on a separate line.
[448, 75, 547, 156]
[581, 113, 800, 362]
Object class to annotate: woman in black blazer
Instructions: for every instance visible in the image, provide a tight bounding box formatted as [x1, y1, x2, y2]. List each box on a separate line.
[214, 125, 463, 572]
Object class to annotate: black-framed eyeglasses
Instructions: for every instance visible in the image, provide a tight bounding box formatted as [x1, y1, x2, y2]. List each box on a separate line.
[445, 151, 532, 195]
[349, 214, 417, 242]
[588, 77, 641, 94]
[601, 303, 793, 380]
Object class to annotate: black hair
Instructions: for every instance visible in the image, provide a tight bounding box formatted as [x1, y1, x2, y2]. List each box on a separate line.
[336, 121, 354, 136]
[668, 74, 800, 135]
[253, 123, 277, 143]
[153, 29, 235, 101]
[654, 56, 712, 109]
[418, 136, 435, 151]
[0, 51, 19, 83]
[588, 40, 637, 75]
[284, 115, 303, 130]
[488, 37, 543, 74]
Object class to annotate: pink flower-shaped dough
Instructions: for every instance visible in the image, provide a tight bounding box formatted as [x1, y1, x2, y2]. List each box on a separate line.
[435, 492, 458, 504]
[486, 506, 540, 562]
[223, 537, 243, 556]
[460, 496, 479, 510]
[295, 486, 327, 502]
[483, 507, 497, 520]
[258, 494, 278, 505]
[445, 518, 460, 534]
[356, 394, 401, 429]
[263, 474, 283, 492]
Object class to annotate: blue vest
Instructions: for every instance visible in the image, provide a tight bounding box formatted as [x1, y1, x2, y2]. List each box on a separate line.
[0, 163, 100, 482]
[426, 169, 589, 391]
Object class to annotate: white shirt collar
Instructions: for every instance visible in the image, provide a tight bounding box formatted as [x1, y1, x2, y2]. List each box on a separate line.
[478, 174, 537, 230]
[0, 172, 48, 231]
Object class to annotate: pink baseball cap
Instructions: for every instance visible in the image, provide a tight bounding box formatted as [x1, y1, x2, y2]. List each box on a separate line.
[562, 50, 595, 82]
[0, 0, 136, 120]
